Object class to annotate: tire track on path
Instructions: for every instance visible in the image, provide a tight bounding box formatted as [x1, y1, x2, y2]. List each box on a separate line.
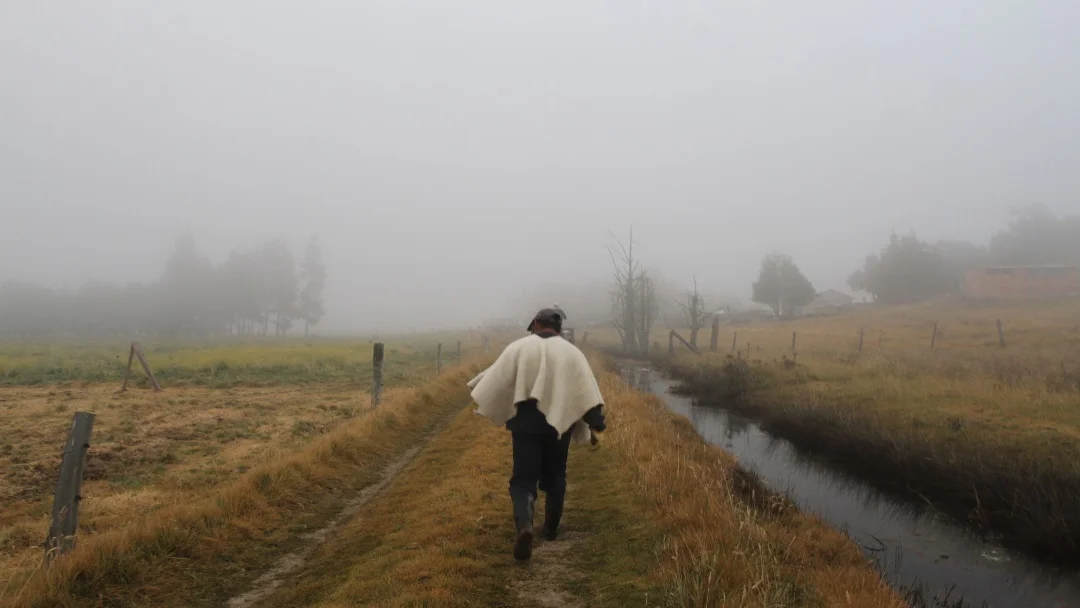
[225, 421, 451, 608]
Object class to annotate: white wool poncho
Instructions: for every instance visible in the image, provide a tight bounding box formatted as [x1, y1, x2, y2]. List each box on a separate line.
[467, 334, 604, 445]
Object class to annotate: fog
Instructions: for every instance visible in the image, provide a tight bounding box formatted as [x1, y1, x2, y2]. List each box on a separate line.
[3, 1, 1079, 333]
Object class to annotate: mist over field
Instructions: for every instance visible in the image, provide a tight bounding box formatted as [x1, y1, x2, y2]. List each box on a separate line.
[7, 6, 1080, 607]
[3, 1, 1080, 334]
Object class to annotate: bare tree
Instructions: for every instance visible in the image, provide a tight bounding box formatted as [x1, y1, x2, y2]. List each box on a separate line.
[607, 228, 657, 355]
[608, 228, 639, 353]
[676, 274, 708, 347]
[635, 270, 658, 354]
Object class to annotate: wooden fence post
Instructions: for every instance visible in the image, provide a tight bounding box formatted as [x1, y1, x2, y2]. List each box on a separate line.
[668, 331, 675, 355]
[997, 319, 1006, 347]
[858, 328, 865, 354]
[731, 331, 738, 354]
[44, 412, 95, 564]
[120, 343, 136, 391]
[931, 322, 939, 349]
[710, 317, 719, 352]
[372, 342, 384, 408]
[437, 343, 442, 376]
[483, 336, 490, 353]
[130, 342, 162, 391]
[670, 330, 701, 355]
[791, 331, 797, 354]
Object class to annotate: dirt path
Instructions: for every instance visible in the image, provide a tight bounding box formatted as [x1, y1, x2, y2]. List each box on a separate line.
[226, 404, 671, 608]
[202, 367, 910, 608]
[507, 479, 588, 608]
[225, 436, 435, 608]
[511, 530, 588, 608]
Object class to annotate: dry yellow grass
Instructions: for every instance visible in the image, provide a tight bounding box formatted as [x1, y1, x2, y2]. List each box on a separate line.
[242, 364, 902, 608]
[0, 383, 408, 589]
[0, 362, 479, 608]
[592, 296, 1079, 366]
[0, 332, 516, 599]
[679, 297, 1080, 447]
[597, 369, 903, 608]
[241, 407, 546, 607]
[646, 297, 1080, 561]
[0, 328, 906, 607]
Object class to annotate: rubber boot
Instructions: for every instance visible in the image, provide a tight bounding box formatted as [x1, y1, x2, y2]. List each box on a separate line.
[540, 492, 564, 541]
[511, 490, 535, 561]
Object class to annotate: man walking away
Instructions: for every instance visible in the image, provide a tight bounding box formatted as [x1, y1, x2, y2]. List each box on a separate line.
[466, 308, 606, 561]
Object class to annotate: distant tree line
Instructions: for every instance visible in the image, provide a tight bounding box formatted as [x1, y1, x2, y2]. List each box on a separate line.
[848, 204, 1080, 304]
[0, 233, 327, 339]
[845, 235, 985, 305]
[744, 204, 1080, 314]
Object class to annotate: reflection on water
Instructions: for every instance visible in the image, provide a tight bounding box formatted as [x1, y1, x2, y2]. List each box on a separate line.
[621, 365, 1080, 608]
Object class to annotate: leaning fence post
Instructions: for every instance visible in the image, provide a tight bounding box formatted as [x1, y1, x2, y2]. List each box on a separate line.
[997, 319, 1006, 347]
[120, 343, 136, 391]
[931, 322, 939, 349]
[791, 331, 797, 354]
[132, 342, 162, 391]
[671, 330, 701, 355]
[668, 330, 675, 355]
[437, 343, 442, 376]
[731, 331, 738, 354]
[710, 317, 719, 352]
[44, 412, 95, 564]
[858, 328, 865, 354]
[372, 342, 384, 408]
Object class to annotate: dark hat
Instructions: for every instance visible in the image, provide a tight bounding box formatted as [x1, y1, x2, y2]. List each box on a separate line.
[527, 306, 566, 332]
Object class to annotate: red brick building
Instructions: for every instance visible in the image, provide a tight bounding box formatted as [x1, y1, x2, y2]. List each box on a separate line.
[963, 265, 1080, 299]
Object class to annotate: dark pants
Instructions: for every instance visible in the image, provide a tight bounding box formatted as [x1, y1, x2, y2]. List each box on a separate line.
[509, 430, 573, 530]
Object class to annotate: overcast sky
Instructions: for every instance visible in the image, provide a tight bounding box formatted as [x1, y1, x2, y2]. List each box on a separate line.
[2, 1, 1079, 331]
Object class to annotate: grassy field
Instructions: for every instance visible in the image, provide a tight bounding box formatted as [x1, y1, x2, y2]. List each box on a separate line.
[242, 363, 903, 608]
[0, 383, 402, 586]
[645, 296, 1080, 562]
[0, 334, 493, 605]
[0, 329, 915, 607]
[0, 334, 496, 387]
[1, 362, 479, 607]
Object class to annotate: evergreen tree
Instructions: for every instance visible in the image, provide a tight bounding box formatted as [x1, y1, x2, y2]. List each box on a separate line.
[752, 253, 815, 318]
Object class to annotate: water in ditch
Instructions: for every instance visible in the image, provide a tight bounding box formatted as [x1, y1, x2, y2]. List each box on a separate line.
[619, 363, 1080, 608]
